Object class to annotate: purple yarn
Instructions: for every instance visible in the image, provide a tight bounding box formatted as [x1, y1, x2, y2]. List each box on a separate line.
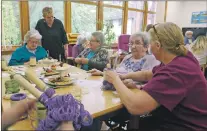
[37, 88, 93, 131]
[102, 68, 116, 91]
[102, 80, 116, 91]
[44, 88, 55, 98]
[10, 93, 27, 101]
[39, 93, 49, 106]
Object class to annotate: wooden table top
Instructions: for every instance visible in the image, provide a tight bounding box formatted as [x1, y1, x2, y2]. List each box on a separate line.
[2, 65, 136, 130]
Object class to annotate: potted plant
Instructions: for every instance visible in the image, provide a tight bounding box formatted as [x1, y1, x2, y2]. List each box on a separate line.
[97, 21, 116, 49]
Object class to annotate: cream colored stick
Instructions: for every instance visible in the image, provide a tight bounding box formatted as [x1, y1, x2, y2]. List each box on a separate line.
[25, 69, 47, 91]
[13, 74, 43, 98]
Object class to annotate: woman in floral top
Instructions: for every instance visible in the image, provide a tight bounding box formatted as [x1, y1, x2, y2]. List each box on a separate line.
[89, 32, 160, 75]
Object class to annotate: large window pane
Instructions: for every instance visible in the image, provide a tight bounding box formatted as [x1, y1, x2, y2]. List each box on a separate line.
[128, 1, 144, 10]
[127, 11, 143, 34]
[147, 14, 156, 25]
[29, 1, 64, 29]
[103, 7, 123, 44]
[148, 1, 157, 12]
[72, 3, 96, 33]
[103, 1, 123, 6]
[2, 1, 21, 45]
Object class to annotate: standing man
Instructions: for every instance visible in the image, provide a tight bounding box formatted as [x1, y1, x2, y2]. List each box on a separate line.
[35, 7, 68, 61]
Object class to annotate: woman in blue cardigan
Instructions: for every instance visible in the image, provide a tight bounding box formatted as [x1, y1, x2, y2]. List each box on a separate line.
[9, 29, 47, 66]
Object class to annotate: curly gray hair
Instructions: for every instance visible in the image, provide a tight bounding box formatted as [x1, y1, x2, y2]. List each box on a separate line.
[24, 29, 42, 43]
[185, 30, 193, 37]
[130, 32, 150, 48]
[91, 31, 105, 45]
[76, 35, 87, 45]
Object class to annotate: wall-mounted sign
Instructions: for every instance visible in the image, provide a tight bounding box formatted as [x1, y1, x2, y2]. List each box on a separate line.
[191, 11, 207, 24]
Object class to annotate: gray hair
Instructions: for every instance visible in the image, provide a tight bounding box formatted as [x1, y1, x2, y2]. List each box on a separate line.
[76, 35, 87, 45]
[24, 29, 42, 43]
[91, 31, 105, 45]
[42, 7, 53, 17]
[130, 32, 150, 48]
[185, 30, 193, 37]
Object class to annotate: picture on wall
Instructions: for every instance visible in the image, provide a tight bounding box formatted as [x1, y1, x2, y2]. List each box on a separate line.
[191, 11, 207, 24]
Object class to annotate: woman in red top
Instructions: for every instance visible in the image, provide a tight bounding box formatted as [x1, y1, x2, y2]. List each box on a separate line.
[105, 22, 207, 131]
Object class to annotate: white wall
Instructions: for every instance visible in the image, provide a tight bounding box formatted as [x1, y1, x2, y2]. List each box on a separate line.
[156, 1, 207, 28]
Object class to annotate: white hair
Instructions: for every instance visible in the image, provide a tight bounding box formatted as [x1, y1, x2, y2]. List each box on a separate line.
[185, 30, 193, 37]
[24, 29, 42, 43]
[130, 32, 150, 48]
[91, 31, 105, 45]
[76, 35, 87, 45]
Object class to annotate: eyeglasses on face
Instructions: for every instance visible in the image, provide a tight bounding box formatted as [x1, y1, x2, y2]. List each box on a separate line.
[128, 40, 144, 47]
[29, 40, 39, 44]
[46, 16, 54, 19]
[89, 40, 99, 43]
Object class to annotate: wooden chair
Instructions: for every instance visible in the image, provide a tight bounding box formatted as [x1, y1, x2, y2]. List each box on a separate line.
[66, 33, 79, 57]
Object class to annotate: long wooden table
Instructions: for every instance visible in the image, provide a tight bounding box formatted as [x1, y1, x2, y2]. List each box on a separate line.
[2, 65, 135, 130]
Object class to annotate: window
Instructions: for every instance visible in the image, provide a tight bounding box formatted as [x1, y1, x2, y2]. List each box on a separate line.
[128, 1, 144, 10]
[2, 1, 21, 45]
[103, 7, 123, 43]
[103, 1, 123, 6]
[71, 3, 96, 33]
[29, 1, 64, 29]
[147, 1, 157, 12]
[127, 11, 143, 34]
[147, 14, 156, 25]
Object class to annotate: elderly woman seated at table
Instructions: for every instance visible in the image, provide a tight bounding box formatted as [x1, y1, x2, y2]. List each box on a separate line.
[104, 22, 207, 131]
[184, 30, 195, 45]
[72, 35, 88, 58]
[88, 32, 160, 77]
[8, 29, 47, 66]
[74, 31, 108, 71]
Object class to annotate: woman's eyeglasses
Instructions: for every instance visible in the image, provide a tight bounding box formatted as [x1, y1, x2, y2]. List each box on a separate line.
[89, 40, 99, 43]
[29, 40, 39, 44]
[128, 40, 144, 47]
[128, 43, 144, 47]
[152, 24, 161, 43]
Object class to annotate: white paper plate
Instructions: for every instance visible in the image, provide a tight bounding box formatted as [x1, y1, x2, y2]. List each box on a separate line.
[43, 75, 76, 86]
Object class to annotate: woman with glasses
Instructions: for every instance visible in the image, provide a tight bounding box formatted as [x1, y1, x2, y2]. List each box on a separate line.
[35, 7, 68, 61]
[74, 31, 108, 71]
[9, 29, 47, 66]
[88, 32, 159, 81]
[104, 22, 207, 131]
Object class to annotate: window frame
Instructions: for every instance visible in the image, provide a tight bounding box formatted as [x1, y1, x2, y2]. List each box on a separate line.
[71, 2, 97, 33]
[2, 0, 166, 51]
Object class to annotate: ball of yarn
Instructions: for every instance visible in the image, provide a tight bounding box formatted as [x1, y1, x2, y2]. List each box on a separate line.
[5, 80, 20, 94]
[37, 88, 93, 130]
[102, 80, 116, 91]
[102, 66, 116, 91]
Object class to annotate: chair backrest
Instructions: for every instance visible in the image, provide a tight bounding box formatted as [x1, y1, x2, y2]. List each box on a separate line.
[66, 33, 79, 57]
[72, 44, 79, 58]
[67, 44, 73, 57]
[118, 34, 130, 52]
